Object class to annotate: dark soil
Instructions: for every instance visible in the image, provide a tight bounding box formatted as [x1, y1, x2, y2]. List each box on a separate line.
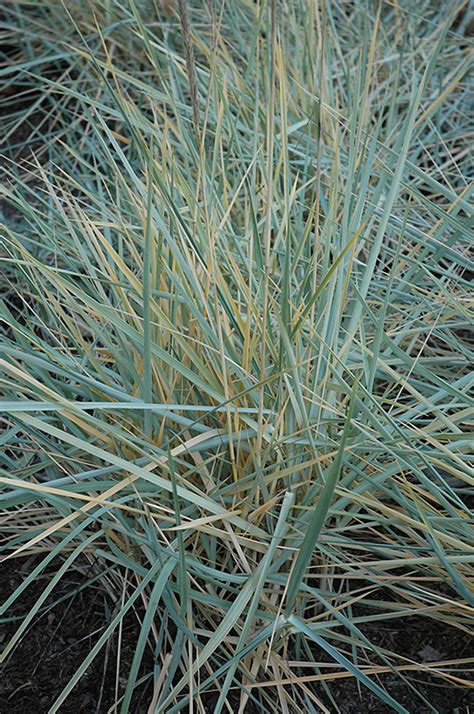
[0, 556, 156, 713]
[1, 555, 473, 713]
[311, 604, 474, 713]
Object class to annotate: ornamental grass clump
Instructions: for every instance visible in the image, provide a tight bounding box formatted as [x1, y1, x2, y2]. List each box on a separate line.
[0, 1, 472, 711]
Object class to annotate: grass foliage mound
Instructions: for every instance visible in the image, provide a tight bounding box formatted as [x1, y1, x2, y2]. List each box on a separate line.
[1, 1, 472, 711]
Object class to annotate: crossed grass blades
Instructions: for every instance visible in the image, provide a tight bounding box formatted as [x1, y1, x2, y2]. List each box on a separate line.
[0, 1, 473, 712]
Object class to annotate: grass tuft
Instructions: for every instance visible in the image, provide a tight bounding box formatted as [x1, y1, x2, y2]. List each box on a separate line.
[1, 1, 473, 711]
